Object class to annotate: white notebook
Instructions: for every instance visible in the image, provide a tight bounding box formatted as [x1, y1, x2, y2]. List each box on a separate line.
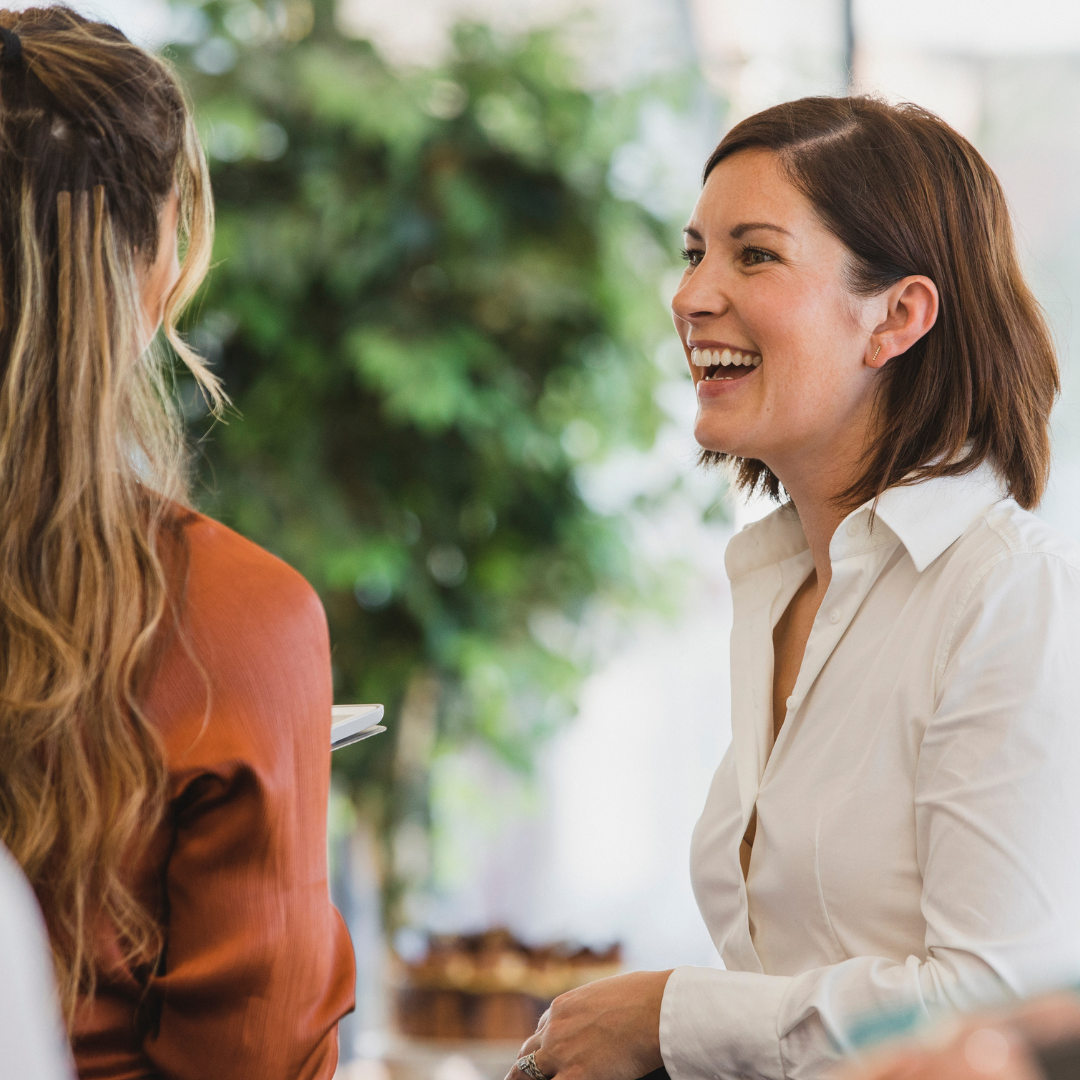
[331, 704, 386, 751]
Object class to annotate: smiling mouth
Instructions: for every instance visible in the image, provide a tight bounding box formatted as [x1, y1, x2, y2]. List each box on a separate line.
[691, 346, 761, 381]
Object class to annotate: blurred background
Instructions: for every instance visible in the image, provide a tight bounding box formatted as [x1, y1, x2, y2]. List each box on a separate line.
[16, 0, 1080, 1075]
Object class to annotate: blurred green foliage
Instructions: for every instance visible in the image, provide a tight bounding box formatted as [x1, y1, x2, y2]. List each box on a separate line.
[167, 0, 679, 902]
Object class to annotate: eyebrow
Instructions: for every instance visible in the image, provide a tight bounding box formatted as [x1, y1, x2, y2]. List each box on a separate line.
[730, 222, 792, 240]
[682, 222, 793, 241]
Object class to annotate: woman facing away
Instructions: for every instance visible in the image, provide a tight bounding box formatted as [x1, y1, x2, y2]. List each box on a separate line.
[0, 8, 353, 1078]
[506, 98, 1080, 1080]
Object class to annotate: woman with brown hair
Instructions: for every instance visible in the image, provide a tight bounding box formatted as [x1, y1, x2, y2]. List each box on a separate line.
[0, 7, 353, 1077]
[507, 97, 1080, 1080]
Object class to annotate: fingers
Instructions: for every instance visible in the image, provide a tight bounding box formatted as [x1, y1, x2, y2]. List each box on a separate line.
[508, 1008, 552, 1080]
[503, 1044, 557, 1080]
[517, 1033, 542, 1058]
[532, 1047, 556, 1079]
[516, 1009, 550, 1058]
[504, 1054, 530, 1080]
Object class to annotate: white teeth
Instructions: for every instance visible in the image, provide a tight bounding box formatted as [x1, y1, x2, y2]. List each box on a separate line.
[692, 346, 764, 372]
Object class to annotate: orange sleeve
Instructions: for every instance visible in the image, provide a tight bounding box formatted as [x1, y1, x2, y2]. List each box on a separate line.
[139, 515, 355, 1080]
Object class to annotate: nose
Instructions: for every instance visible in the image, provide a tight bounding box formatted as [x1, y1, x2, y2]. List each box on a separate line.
[671, 256, 729, 328]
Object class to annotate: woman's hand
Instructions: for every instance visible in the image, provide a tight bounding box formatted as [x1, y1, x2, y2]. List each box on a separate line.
[504, 970, 673, 1080]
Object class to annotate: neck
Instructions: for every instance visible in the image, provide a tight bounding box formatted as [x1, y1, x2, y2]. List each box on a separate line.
[767, 423, 873, 596]
[784, 477, 845, 595]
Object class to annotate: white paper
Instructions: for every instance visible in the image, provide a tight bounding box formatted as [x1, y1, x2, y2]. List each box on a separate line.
[331, 704, 386, 750]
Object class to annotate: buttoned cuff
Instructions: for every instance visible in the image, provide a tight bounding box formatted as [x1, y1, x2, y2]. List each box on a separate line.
[659, 965, 792, 1080]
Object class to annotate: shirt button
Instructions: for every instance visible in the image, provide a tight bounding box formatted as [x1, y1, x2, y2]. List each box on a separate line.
[829, 607, 841, 624]
[845, 519, 859, 536]
[786, 695, 797, 710]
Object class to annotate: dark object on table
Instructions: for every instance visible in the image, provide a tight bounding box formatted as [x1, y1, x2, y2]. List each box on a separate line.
[397, 987, 548, 1041]
[395, 928, 621, 1040]
[1034, 1036, 1080, 1080]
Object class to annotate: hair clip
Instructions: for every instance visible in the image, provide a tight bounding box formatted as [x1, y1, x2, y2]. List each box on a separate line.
[0, 27, 22, 68]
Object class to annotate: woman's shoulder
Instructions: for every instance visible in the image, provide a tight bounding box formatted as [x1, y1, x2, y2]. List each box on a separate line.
[165, 509, 330, 683]
[943, 499, 1080, 618]
[176, 509, 321, 612]
[971, 499, 1080, 573]
[144, 509, 332, 763]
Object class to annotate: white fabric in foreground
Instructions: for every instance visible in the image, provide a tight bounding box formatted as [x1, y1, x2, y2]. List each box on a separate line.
[0, 842, 74, 1079]
[660, 464, 1080, 1080]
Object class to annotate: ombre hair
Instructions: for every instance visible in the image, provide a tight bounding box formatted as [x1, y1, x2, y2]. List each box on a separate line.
[0, 6, 222, 1023]
[702, 96, 1058, 511]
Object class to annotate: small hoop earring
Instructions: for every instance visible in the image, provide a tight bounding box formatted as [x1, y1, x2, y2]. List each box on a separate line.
[872, 344, 882, 362]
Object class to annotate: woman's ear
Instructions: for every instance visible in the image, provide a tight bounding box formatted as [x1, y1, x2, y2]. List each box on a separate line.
[867, 275, 939, 369]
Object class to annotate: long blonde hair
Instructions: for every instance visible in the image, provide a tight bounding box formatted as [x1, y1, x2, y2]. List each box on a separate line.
[0, 6, 221, 1023]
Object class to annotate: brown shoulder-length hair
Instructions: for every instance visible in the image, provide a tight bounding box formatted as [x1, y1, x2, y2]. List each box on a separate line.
[702, 95, 1058, 511]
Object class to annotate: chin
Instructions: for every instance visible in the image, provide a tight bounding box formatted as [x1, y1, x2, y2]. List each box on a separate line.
[694, 424, 741, 458]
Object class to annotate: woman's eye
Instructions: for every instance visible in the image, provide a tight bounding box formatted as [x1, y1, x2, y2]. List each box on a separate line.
[740, 246, 776, 266]
[680, 247, 704, 268]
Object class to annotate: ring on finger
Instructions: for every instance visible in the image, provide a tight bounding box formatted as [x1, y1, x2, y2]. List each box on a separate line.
[516, 1052, 552, 1080]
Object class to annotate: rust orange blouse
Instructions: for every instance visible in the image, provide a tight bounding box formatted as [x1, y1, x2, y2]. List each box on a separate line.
[73, 511, 356, 1079]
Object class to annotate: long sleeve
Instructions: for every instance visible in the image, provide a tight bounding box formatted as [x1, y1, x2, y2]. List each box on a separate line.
[661, 548, 1080, 1080]
[136, 515, 355, 1079]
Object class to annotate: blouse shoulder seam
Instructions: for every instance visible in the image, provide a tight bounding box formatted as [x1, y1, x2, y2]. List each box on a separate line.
[933, 537, 1080, 694]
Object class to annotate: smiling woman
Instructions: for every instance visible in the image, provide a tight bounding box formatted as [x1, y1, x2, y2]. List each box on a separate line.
[682, 98, 1054, 514]
[506, 96, 1080, 1080]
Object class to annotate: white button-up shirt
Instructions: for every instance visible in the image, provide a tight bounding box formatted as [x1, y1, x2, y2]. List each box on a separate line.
[659, 465, 1080, 1080]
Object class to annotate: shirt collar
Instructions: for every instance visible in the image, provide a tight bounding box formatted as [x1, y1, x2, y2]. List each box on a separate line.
[871, 460, 1006, 572]
[725, 461, 1007, 581]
